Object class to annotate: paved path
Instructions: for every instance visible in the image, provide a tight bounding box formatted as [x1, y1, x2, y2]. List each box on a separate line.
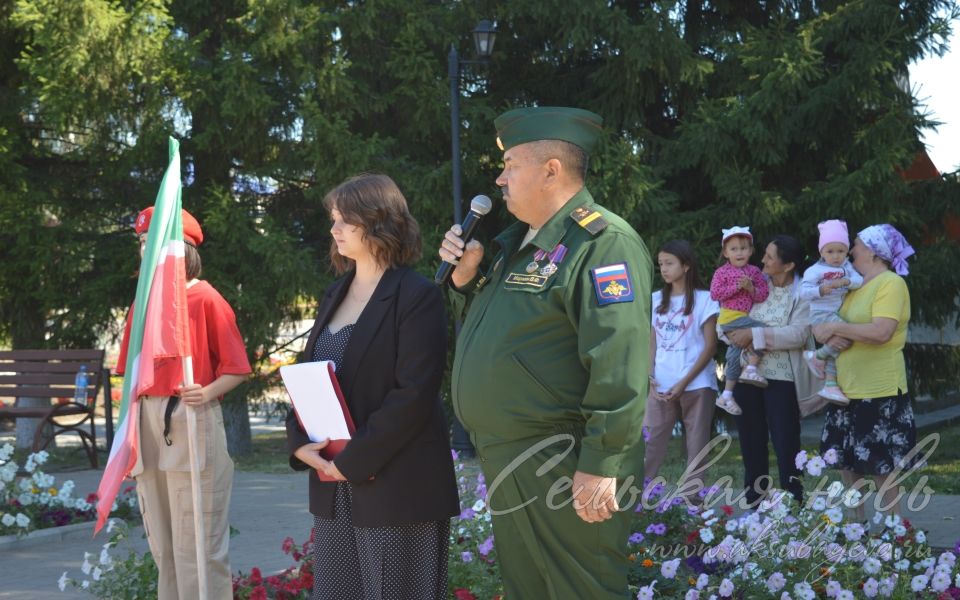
[0, 470, 312, 600]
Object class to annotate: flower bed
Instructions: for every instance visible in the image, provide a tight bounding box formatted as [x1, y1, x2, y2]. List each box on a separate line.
[53, 448, 960, 599]
[629, 451, 960, 599]
[0, 443, 137, 537]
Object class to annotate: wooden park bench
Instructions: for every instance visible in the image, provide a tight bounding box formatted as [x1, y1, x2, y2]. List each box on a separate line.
[0, 349, 113, 468]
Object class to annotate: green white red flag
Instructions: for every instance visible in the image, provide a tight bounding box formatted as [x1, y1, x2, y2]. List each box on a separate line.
[95, 137, 192, 534]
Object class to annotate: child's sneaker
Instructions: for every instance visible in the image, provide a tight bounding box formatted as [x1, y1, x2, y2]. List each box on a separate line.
[803, 350, 826, 379]
[739, 367, 768, 388]
[715, 394, 742, 415]
[819, 385, 850, 405]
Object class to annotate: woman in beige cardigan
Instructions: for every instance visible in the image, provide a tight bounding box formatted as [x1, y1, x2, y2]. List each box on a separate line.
[725, 235, 827, 508]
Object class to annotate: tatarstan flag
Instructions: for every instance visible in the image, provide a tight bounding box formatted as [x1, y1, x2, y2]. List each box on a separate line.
[94, 137, 192, 534]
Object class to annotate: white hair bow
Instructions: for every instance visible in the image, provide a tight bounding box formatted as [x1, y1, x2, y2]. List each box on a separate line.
[721, 225, 752, 245]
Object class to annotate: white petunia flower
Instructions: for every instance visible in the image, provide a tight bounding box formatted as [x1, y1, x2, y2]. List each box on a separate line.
[766, 572, 786, 593]
[824, 507, 843, 523]
[805, 456, 826, 476]
[826, 480, 844, 498]
[915, 530, 926, 544]
[1, 513, 14, 527]
[685, 590, 699, 600]
[837, 591, 853, 600]
[793, 582, 815, 600]
[863, 557, 882, 574]
[637, 581, 656, 600]
[700, 527, 715, 543]
[92, 567, 102, 582]
[878, 577, 896, 597]
[718, 579, 734, 596]
[661, 558, 681, 579]
[862, 577, 879, 598]
[80, 553, 93, 575]
[931, 571, 951, 593]
[825, 580, 841, 597]
[15, 513, 29, 528]
[58, 571, 69, 591]
[911, 574, 928, 592]
[842, 522, 865, 542]
[823, 448, 839, 465]
[696, 573, 709, 590]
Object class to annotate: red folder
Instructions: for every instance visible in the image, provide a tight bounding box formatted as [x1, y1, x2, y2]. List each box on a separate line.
[289, 362, 356, 482]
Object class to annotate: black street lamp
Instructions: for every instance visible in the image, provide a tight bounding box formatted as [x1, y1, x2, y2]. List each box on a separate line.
[448, 19, 497, 224]
[447, 20, 496, 456]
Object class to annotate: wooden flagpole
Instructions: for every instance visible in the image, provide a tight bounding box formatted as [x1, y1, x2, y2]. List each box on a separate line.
[182, 356, 209, 599]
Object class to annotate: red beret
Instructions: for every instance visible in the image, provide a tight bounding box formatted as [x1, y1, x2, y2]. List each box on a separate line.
[134, 207, 203, 246]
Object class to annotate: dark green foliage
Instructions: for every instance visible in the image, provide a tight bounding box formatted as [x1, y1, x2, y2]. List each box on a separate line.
[2, 0, 960, 451]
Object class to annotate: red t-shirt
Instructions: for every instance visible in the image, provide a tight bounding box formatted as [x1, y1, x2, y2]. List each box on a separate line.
[116, 281, 252, 396]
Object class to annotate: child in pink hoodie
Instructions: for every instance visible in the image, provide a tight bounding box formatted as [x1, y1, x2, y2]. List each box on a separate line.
[710, 226, 770, 414]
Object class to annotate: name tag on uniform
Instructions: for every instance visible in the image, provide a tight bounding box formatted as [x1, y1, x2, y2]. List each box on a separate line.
[504, 272, 548, 290]
[591, 263, 634, 305]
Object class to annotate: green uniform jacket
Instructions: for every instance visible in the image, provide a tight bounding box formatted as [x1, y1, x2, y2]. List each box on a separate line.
[451, 187, 651, 479]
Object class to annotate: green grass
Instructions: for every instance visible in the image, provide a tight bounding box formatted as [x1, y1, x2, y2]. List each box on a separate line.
[233, 431, 292, 473]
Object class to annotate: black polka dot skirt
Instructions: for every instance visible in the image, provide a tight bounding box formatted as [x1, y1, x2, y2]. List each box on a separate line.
[311, 482, 450, 600]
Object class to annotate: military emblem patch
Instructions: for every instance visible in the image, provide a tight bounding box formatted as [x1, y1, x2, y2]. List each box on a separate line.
[591, 263, 634, 305]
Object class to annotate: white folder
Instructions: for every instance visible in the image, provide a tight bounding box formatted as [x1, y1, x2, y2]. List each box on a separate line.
[280, 361, 352, 442]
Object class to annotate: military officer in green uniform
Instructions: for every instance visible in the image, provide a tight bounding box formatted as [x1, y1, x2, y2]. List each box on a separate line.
[439, 106, 651, 599]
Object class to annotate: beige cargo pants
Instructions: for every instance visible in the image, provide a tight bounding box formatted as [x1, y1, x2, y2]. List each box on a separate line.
[132, 396, 234, 600]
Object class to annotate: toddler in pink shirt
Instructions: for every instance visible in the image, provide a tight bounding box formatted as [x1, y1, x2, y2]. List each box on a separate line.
[710, 226, 770, 414]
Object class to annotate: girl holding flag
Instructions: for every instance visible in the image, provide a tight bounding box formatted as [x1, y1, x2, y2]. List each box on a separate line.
[115, 206, 251, 600]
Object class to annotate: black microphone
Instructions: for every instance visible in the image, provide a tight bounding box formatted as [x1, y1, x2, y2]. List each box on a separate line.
[435, 194, 494, 286]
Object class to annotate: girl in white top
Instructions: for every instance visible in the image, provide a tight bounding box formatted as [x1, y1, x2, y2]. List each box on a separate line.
[645, 240, 720, 500]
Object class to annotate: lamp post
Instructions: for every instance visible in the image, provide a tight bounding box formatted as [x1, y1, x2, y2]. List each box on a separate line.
[448, 20, 496, 457]
[448, 19, 497, 224]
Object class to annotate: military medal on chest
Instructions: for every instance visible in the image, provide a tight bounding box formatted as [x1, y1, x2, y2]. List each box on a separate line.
[539, 245, 567, 276]
[526, 247, 548, 273]
[525, 243, 568, 276]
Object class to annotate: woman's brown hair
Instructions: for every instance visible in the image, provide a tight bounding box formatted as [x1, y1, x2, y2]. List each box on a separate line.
[184, 242, 201, 280]
[322, 173, 422, 274]
[656, 239, 699, 316]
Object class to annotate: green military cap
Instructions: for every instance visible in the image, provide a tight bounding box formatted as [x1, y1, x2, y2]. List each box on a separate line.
[494, 106, 603, 154]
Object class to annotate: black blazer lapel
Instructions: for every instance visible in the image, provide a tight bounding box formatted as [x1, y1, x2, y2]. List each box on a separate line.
[339, 266, 407, 401]
[302, 273, 353, 362]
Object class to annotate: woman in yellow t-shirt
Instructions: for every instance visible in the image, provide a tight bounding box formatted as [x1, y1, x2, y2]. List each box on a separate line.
[812, 224, 917, 520]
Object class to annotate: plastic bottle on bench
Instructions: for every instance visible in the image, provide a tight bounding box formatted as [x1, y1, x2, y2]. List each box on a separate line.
[73, 365, 89, 405]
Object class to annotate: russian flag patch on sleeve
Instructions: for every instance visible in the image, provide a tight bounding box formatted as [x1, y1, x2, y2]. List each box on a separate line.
[591, 263, 634, 305]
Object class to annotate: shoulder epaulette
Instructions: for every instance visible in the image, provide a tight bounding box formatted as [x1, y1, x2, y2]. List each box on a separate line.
[569, 205, 608, 235]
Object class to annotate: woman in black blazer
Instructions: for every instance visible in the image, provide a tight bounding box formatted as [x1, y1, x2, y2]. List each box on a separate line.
[286, 173, 459, 600]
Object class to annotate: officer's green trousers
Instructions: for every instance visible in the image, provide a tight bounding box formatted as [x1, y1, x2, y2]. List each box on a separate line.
[480, 434, 633, 600]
